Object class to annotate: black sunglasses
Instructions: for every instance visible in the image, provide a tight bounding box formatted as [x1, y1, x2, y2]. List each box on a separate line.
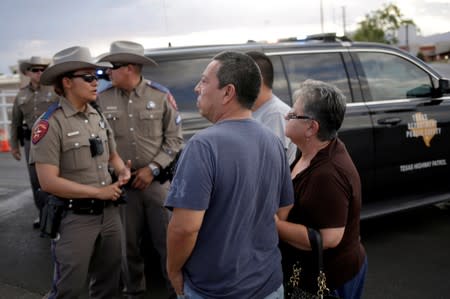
[110, 63, 129, 70]
[285, 112, 314, 121]
[68, 74, 98, 83]
[29, 67, 46, 73]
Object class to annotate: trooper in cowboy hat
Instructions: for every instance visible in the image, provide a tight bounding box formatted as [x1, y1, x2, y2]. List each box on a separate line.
[19, 56, 52, 75]
[98, 40, 157, 66]
[97, 41, 183, 299]
[29, 45, 131, 299]
[41, 46, 111, 86]
[11, 55, 58, 230]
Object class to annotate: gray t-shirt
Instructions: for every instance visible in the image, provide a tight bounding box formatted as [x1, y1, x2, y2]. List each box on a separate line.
[252, 94, 296, 164]
[165, 118, 294, 299]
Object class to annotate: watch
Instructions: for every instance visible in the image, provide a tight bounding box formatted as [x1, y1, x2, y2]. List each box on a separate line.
[148, 162, 160, 177]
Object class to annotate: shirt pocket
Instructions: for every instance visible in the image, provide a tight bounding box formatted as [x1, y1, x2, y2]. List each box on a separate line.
[104, 111, 126, 137]
[60, 136, 91, 171]
[139, 110, 163, 137]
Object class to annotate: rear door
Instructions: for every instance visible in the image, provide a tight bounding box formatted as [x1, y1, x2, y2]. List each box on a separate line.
[275, 51, 375, 202]
[351, 50, 450, 199]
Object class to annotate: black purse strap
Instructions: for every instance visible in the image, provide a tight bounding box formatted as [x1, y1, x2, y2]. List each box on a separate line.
[307, 227, 323, 271]
[307, 227, 334, 298]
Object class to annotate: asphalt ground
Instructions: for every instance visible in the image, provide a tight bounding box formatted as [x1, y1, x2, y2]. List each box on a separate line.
[1, 151, 449, 299]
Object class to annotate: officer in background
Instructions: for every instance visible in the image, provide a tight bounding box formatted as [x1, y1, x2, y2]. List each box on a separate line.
[97, 41, 183, 299]
[10, 56, 59, 228]
[29, 46, 131, 299]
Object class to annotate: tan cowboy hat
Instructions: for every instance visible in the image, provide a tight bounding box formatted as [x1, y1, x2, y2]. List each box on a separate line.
[19, 56, 52, 75]
[41, 46, 112, 85]
[98, 41, 157, 66]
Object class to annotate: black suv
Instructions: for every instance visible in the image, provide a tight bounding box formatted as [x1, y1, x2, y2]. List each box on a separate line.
[141, 33, 450, 219]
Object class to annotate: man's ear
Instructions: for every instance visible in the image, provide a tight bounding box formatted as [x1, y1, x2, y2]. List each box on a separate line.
[222, 84, 236, 104]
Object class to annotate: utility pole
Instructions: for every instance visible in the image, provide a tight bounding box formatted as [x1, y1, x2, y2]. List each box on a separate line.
[320, 0, 324, 33]
[405, 24, 409, 52]
[342, 6, 347, 36]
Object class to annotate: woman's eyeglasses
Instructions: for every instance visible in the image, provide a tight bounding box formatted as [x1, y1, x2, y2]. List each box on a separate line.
[68, 74, 98, 83]
[285, 112, 314, 121]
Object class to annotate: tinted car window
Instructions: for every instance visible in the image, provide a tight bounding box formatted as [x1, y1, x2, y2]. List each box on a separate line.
[270, 55, 291, 106]
[142, 58, 210, 112]
[357, 52, 433, 101]
[282, 53, 352, 101]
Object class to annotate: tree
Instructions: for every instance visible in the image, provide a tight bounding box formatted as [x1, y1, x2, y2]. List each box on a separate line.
[352, 3, 417, 44]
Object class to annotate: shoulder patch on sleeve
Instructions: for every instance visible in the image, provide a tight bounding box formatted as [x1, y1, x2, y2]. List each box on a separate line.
[31, 102, 61, 144]
[32, 120, 50, 144]
[147, 80, 178, 110]
[175, 113, 182, 125]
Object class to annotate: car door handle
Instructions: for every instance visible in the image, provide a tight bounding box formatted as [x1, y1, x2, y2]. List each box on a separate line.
[377, 117, 402, 126]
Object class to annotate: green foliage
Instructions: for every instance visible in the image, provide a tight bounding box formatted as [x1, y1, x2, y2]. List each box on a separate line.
[352, 3, 417, 44]
[417, 52, 425, 61]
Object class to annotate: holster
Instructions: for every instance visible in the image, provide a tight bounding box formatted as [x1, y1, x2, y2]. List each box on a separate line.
[155, 150, 182, 184]
[17, 125, 24, 146]
[39, 190, 66, 239]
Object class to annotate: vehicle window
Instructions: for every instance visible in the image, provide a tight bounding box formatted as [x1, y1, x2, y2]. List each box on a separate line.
[357, 52, 433, 101]
[270, 56, 291, 106]
[142, 58, 210, 112]
[282, 53, 351, 101]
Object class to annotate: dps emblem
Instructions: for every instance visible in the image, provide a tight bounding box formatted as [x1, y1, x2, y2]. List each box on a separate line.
[146, 101, 156, 110]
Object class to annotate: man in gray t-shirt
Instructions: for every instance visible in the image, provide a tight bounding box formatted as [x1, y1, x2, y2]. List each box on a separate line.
[165, 52, 294, 299]
[247, 51, 297, 165]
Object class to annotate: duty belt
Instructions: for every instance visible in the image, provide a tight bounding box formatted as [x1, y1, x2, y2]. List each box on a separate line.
[65, 198, 114, 215]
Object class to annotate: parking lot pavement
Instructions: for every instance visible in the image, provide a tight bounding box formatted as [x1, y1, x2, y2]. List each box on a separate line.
[0, 282, 41, 299]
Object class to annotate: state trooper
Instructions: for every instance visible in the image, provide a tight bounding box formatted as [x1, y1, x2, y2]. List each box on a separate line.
[10, 56, 59, 228]
[29, 46, 131, 299]
[97, 41, 183, 299]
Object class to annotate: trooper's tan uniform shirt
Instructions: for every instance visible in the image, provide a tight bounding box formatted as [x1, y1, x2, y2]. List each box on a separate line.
[97, 79, 183, 169]
[29, 97, 116, 187]
[10, 84, 58, 149]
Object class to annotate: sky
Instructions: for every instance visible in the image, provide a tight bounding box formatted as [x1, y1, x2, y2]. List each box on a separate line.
[0, 0, 449, 75]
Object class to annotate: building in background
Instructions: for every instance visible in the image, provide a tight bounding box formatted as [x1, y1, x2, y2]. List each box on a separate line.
[398, 25, 450, 62]
[0, 74, 20, 141]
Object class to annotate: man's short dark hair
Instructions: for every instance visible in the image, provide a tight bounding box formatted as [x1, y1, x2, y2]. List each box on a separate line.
[246, 51, 274, 89]
[213, 51, 261, 109]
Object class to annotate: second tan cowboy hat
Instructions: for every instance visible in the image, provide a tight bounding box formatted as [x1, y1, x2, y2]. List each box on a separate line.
[19, 56, 52, 75]
[98, 41, 157, 66]
[40, 46, 112, 85]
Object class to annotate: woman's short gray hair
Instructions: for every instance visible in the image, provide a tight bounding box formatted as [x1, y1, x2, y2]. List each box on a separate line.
[293, 79, 346, 141]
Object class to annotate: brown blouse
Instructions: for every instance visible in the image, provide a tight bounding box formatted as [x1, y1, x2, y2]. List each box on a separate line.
[280, 138, 366, 292]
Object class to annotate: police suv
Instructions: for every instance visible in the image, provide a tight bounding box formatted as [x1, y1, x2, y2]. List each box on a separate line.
[139, 33, 450, 219]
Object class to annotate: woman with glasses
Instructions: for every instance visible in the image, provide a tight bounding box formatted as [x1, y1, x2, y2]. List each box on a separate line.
[10, 56, 58, 229]
[276, 79, 367, 299]
[29, 46, 130, 299]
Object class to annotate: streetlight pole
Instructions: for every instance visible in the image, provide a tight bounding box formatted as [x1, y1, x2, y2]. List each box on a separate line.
[320, 0, 324, 33]
[342, 6, 347, 36]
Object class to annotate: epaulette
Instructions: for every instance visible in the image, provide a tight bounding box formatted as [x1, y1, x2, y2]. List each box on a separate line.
[31, 102, 61, 144]
[41, 102, 61, 120]
[147, 80, 170, 94]
[97, 80, 114, 94]
[147, 80, 178, 111]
